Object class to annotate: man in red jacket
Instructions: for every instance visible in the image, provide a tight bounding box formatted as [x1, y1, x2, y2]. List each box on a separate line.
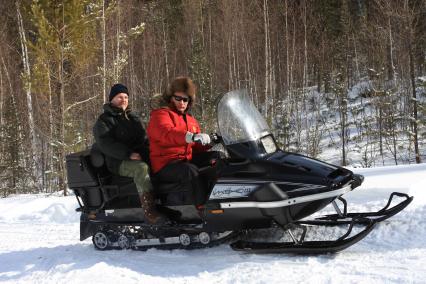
[147, 77, 219, 204]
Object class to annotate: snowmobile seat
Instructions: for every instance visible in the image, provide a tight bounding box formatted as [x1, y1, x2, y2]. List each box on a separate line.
[89, 145, 134, 186]
[88, 145, 139, 206]
[154, 179, 194, 206]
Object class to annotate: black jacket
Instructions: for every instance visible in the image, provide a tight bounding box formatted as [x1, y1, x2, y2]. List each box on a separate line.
[93, 103, 149, 174]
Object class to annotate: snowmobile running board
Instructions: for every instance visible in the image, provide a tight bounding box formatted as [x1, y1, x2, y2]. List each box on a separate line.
[230, 218, 376, 254]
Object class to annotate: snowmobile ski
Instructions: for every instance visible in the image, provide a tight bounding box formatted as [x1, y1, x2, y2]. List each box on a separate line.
[304, 192, 413, 226]
[230, 218, 376, 254]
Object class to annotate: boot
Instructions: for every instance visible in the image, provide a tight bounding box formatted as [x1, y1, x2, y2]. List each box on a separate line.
[140, 192, 168, 225]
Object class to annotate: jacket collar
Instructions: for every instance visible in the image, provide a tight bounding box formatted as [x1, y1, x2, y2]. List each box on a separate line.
[103, 103, 137, 119]
[163, 105, 192, 116]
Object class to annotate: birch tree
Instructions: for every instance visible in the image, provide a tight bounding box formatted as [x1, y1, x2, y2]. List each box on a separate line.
[16, 1, 41, 190]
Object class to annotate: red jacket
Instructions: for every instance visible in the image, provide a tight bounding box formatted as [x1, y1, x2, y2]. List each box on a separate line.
[147, 107, 210, 173]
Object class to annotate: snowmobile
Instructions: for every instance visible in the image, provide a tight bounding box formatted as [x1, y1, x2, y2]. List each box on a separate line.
[66, 90, 413, 254]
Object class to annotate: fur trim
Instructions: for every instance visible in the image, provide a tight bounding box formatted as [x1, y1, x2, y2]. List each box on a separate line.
[150, 93, 165, 109]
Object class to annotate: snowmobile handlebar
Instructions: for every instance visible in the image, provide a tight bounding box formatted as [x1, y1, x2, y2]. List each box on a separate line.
[210, 133, 222, 144]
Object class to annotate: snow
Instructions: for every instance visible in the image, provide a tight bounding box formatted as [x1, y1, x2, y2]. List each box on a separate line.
[1, 164, 426, 283]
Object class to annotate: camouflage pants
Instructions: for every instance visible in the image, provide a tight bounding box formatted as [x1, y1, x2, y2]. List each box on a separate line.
[118, 160, 153, 194]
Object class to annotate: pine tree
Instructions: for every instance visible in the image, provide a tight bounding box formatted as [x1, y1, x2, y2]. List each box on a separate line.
[26, 0, 101, 194]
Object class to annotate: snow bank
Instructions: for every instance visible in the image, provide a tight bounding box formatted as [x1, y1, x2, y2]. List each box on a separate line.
[343, 163, 426, 208]
[0, 194, 79, 224]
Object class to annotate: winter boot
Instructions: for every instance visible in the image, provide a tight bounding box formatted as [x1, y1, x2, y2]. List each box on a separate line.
[140, 192, 168, 225]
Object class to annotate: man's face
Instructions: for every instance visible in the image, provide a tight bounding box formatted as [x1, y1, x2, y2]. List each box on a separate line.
[111, 93, 129, 110]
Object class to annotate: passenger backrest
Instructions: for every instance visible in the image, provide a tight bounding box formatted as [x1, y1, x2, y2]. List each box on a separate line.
[90, 144, 111, 180]
[90, 144, 105, 168]
[66, 150, 99, 188]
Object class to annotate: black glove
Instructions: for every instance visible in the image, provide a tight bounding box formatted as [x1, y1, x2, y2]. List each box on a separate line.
[210, 133, 222, 144]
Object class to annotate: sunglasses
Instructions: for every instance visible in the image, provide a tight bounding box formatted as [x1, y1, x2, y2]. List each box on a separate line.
[172, 95, 190, 103]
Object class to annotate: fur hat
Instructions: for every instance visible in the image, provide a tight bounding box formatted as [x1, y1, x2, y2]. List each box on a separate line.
[163, 77, 196, 109]
[109, 83, 129, 101]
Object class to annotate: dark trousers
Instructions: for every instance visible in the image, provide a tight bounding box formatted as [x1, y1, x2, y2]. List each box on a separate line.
[154, 151, 222, 204]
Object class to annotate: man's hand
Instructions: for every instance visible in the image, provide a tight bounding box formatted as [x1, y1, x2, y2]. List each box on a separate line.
[185, 131, 211, 145]
[192, 133, 211, 145]
[129, 152, 142, 160]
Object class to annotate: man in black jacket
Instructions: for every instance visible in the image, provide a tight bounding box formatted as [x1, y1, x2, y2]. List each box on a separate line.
[93, 83, 166, 224]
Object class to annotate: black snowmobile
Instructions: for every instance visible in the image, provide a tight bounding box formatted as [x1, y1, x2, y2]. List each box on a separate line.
[66, 90, 413, 254]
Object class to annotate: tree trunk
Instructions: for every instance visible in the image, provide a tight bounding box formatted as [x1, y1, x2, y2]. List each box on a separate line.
[162, 16, 169, 80]
[387, 16, 396, 83]
[58, 5, 66, 196]
[263, 0, 270, 118]
[341, 104, 347, 166]
[16, 1, 41, 191]
[378, 106, 384, 165]
[408, 31, 421, 163]
[47, 66, 54, 192]
[102, 0, 107, 103]
[1, 56, 22, 194]
[0, 61, 3, 129]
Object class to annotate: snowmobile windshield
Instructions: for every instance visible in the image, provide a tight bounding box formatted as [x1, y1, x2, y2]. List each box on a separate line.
[217, 90, 272, 145]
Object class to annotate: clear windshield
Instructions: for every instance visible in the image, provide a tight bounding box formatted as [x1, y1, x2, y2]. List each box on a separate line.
[217, 90, 272, 145]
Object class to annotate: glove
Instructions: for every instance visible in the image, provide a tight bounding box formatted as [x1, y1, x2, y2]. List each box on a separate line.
[185, 132, 211, 145]
[210, 133, 222, 144]
[193, 133, 211, 145]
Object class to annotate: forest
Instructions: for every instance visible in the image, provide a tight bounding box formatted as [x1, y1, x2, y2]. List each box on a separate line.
[0, 0, 425, 196]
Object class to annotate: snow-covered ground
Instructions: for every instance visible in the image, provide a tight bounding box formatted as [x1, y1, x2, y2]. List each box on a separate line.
[0, 164, 425, 283]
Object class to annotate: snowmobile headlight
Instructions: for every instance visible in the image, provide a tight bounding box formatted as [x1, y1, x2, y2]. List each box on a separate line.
[261, 135, 277, 154]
